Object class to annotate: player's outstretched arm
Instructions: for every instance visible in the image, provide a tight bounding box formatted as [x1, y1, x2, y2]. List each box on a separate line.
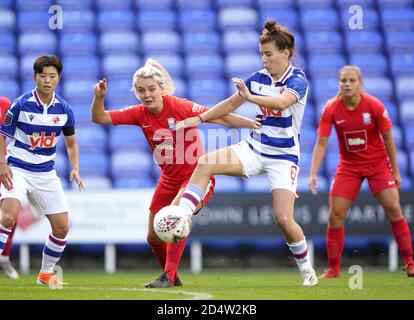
[309, 135, 328, 195]
[64, 135, 84, 191]
[91, 78, 113, 125]
[210, 113, 261, 129]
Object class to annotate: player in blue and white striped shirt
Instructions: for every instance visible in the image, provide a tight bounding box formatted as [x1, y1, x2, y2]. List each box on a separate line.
[0, 56, 83, 286]
[177, 19, 317, 287]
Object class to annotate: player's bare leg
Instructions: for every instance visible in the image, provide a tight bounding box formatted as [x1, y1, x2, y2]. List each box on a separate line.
[37, 212, 69, 286]
[273, 189, 317, 287]
[0, 199, 20, 256]
[377, 188, 414, 276]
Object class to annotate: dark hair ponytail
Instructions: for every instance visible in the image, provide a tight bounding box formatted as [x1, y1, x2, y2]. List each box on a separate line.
[260, 19, 295, 59]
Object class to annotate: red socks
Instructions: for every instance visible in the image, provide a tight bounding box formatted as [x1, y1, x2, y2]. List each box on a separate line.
[165, 239, 187, 282]
[148, 239, 167, 269]
[391, 218, 413, 266]
[326, 227, 345, 274]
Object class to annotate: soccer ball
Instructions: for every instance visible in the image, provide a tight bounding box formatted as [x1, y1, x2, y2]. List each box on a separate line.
[153, 205, 192, 243]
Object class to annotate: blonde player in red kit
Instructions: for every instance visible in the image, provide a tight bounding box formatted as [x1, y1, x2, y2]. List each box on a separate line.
[91, 58, 260, 288]
[309, 65, 414, 278]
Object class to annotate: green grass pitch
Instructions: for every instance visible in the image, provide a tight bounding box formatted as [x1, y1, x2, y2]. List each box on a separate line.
[0, 269, 413, 300]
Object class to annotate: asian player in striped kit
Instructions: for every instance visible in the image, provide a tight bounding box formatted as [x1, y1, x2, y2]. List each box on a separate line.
[177, 19, 318, 287]
[0, 56, 84, 286]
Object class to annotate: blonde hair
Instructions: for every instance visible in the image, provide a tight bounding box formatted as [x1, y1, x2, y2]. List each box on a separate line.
[131, 58, 175, 98]
[327, 65, 364, 105]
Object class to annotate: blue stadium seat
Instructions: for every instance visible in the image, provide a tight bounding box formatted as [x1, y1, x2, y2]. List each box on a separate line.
[135, 0, 172, 9]
[178, 10, 217, 32]
[76, 126, 108, 152]
[143, 54, 183, 78]
[392, 126, 403, 149]
[400, 176, 412, 191]
[96, 0, 132, 9]
[54, 152, 68, 179]
[109, 126, 148, 151]
[102, 54, 141, 79]
[337, 0, 374, 7]
[114, 177, 155, 188]
[390, 54, 414, 79]
[0, 80, 18, 99]
[395, 77, 414, 101]
[0, 10, 14, 31]
[19, 32, 57, 55]
[188, 78, 227, 106]
[80, 176, 112, 189]
[19, 55, 40, 78]
[385, 31, 414, 53]
[381, 9, 414, 31]
[80, 152, 110, 177]
[218, 7, 258, 30]
[301, 9, 339, 31]
[0, 32, 15, 53]
[308, 54, 346, 78]
[185, 54, 224, 78]
[326, 134, 339, 153]
[60, 32, 97, 56]
[17, 0, 51, 10]
[21, 80, 36, 94]
[100, 31, 139, 54]
[63, 79, 96, 104]
[71, 104, 92, 125]
[61, 10, 95, 32]
[244, 175, 270, 192]
[312, 78, 339, 103]
[299, 151, 314, 176]
[299, 127, 317, 153]
[377, 0, 412, 8]
[111, 150, 153, 178]
[182, 32, 220, 53]
[340, 8, 379, 30]
[142, 31, 181, 54]
[400, 101, 414, 126]
[349, 54, 388, 76]
[345, 30, 383, 54]
[302, 104, 315, 127]
[297, 0, 334, 8]
[225, 53, 263, 79]
[297, 176, 328, 192]
[17, 11, 50, 32]
[215, 0, 254, 7]
[98, 10, 135, 31]
[403, 125, 414, 150]
[383, 101, 398, 124]
[397, 149, 408, 175]
[222, 30, 259, 53]
[173, 78, 187, 98]
[105, 80, 137, 107]
[259, 9, 298, 31]
[0, 0, 12, 8]
[138, 10, 176, 32]
[326, 152, 339, 177]
[57, 0, 93, 9]
[257, 0, 294, 9]
[0, 55, 17, 79]
[305, 31, 343, 54]
[63, 56, 100, 79]
[364, 77, 393, 101]
[213, 176, 243, 193]
[177, 0, 212, 9]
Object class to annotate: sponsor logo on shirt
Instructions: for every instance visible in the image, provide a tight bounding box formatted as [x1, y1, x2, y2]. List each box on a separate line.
[29, 132, 56, 150]
[343, 130, 368, 152]
[192, 103, 204, 113]
[258, 106, 282, 120]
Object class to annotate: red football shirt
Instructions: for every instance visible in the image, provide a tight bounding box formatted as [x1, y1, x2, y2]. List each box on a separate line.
[317, 93, 392, 166]
[109, 95, 209, 179]
[0, 96, 10, 124]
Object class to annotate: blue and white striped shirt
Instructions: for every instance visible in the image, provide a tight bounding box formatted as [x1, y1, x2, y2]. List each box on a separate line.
[0, 89, 75, 172]
[244, 64, 308, 165]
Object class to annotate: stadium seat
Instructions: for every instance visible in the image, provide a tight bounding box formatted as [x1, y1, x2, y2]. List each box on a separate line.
[397, 149, 409, 176]
[19, 55, 41, 78]
[301, 9, 339, 31]
[326, 152, 339, 177]
[259, 9, 298, 31]
[340, 8, 379, 30]
[257, 0, 294, 9]
[182, 32, 220, 54]
[395, 77, 414, 101]
[297, 0, 334, 8]
[178, 10, 217, 31]
[143, 54, 183, 78]
[385, 31, 414, 53]
[297, 176, 328, 192]
[80, 152, 110, 177]
[103, 79, 135, 105]
[337, 0, 374, 7]
[383, 101, 398, 124]
[364, 77, 393, 101]
[141, 31, 181, 54]
[188, 78, 227, 106]
[400, 101, 414, 126]
[76, 126, 108, 153]
[0, 54, 17, 79]
[326, 134, 339, 153]
[0, 10, 14, 31]
[100, 31, 139, 54]
[218, 8, 258, 30]
[400, 176, 412, 191]
[0, 32, 15, 53]
[57, 0, 93, 9]
[299, 127, 317, 153]
[349, 54, 388, 76]
[102, 54, 141, 79]
[138, 9, 177, 32]
[345, 30, 383, 54]
[0, 0, 12, 8]
[61, 10, 95, 32]
[173, 78, 187, 98]
[244, 175, 270, 192]
[215, 0, 254, 7]
[96, 0, 132, 10]
[225, 53, 263, 79]
[305, 31, 343, 54]
[109, 126, 148, 151]
[63, 79, 96, 104]
[213, 176, 243, 193]
[377, 0, 412, 8]
[114, 177, 155, 188]
[79, 176, 112, 189]
[392, 126, 403, 149]
[177, 0, 212, 9]
[222, 30, 259, 54]
[18, 32, 57, 55]
[403, 125, 414, 150]
[308, 54, 346, 78]
[63, 56, 100, 79]
[17, 0, 51, 10]
[98, 10, 135, 31]
[17, 11, 51, 32]
[381, 9, 414, 31]
[135, 0, 172, 9]
[302, 104, 315, 127]
[60, 32, 97, 56]
[71, 104, 92, 125]
[312, 78, 340, 103]
[185, 54, 224, 78]
[54, 152, 68, 179]
[111, 150, 153, 179]
[0, 80, 18, 99]
[390, 54, 414, 79]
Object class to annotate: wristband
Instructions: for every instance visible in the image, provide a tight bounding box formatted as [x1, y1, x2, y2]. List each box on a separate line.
[198, 114, 204, 122]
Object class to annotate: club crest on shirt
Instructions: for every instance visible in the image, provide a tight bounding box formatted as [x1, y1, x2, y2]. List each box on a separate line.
[362, 112, 371, 125]
[52, 116, 60, 124]
[167, 117, 176, 131]
[4, 110, 13, 126]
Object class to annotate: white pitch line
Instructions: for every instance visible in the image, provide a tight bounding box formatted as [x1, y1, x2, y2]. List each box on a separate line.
[72, 286, 214, 300]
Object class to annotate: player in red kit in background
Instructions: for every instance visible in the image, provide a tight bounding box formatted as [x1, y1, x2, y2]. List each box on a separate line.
[91, 58, 260, 288]
[0, 96, 19, 279]
[309, 65, 414, 278]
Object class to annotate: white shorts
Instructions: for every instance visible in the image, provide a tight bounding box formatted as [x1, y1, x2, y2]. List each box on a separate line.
[231, 140, 300, 196]
[0, 167, 69, 216]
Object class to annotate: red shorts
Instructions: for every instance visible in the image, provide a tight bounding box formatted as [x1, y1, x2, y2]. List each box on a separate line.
[149, 174, 215, 214]
[330, 159, 397, 200]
